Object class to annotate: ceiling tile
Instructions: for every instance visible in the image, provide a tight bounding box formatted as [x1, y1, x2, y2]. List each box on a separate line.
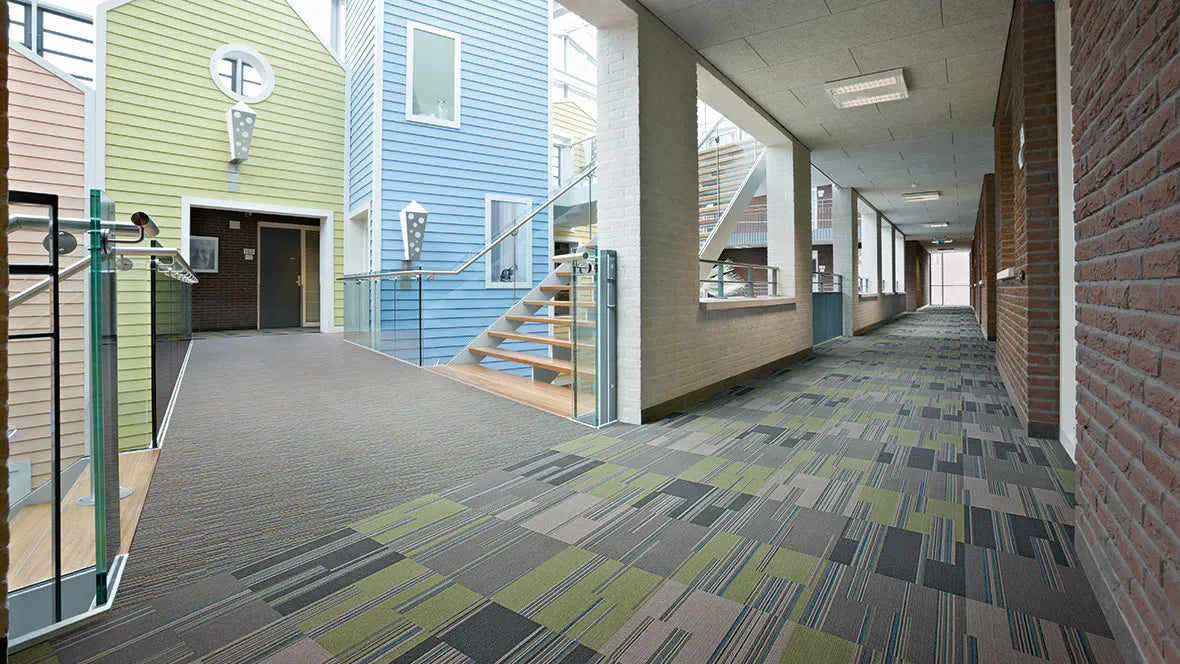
[750, 90, 806, 115]
[643, 0, 710, 16]
[850, 14, 1009, 73]
[730, 50, 861, 95]
[940, 0, 1011, 27]
[746, 0, 942, 66]
[947, 48, 1004, 82]
[659, 0, 830, 49]
[699, 39, 769, 75]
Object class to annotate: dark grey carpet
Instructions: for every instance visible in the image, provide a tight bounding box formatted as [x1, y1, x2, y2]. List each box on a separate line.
[117, 333, 590, 607]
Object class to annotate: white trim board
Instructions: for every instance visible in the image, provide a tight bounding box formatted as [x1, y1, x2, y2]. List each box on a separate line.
[180, 197, 339, 333]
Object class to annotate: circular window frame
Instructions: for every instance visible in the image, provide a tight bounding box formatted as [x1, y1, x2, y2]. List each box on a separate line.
[209, 44, 275, 104]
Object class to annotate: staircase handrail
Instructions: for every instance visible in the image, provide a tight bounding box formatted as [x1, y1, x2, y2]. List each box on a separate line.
[339, 163, 597, 281]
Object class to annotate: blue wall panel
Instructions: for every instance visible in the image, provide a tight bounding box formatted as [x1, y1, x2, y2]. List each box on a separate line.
[379, 0, 550, 370]
[346, 0, 376, 211]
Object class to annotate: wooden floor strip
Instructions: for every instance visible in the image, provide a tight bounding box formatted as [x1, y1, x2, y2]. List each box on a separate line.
[429, 364, 572, 418]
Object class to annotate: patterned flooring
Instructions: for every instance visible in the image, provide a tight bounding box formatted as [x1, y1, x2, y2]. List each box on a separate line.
[16, 308, 1121, 664]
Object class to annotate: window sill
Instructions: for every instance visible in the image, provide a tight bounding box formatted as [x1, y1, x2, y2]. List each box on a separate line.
[699, 296, 796, 311]
[858, 293, 879, 301]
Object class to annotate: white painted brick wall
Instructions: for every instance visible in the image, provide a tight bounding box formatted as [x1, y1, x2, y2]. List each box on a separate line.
[598, 13, 815, 422]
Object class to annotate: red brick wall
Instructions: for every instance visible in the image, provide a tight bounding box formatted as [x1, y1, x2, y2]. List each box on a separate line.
[905, 240, 928, 310]
[191, 208, 317, 332]
[814, 244, 833, 274]
[1072, 0, 1180, 661]
[994, 0, 1061, 438]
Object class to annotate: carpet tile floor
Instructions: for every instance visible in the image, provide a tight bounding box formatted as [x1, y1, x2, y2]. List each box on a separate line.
[16, 308, 1121, 664]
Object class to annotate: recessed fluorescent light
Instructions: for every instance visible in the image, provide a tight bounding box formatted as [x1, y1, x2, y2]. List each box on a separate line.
[925, 222, 948, 228]
[825, 68, 908, 109]
[902, 191, 940, 202]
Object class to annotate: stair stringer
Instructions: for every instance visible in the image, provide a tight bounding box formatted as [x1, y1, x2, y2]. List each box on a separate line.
[698, 148, 768, 281]
[448, 268, 569, 366]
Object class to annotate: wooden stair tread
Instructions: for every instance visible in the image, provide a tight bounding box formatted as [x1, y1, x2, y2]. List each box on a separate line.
[523, 299, 594, 308]
[489, 330, 594, 349]
[540, 285, 570, 292]
[470, 346, 574, 374]
[430, 364, 571, 418]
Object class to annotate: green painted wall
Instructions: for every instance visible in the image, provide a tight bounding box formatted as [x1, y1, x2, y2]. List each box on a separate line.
[104, 0, 346, 449]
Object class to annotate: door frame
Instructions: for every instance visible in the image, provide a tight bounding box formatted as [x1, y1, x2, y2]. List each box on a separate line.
[181, 197, 338, 332]
[257, 221, 316, 328]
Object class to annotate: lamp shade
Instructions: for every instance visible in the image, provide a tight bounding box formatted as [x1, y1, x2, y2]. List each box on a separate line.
[227, 101, 256, 163]
[400, 201, 427, 261]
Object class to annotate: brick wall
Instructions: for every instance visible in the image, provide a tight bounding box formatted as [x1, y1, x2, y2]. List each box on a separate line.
[905, 240, 929, 310]
[974, 174, 998, 339]
[994, 0, 1061, 438]
[1072, 0, 1180, 662]
[190, 208, 317, 332]
[813, 244, 833, 274]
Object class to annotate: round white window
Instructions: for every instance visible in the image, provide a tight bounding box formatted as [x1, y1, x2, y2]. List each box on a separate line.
[209, 44, 275, 104]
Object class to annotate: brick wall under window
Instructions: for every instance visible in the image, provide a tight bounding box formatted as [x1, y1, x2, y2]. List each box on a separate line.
[1072, 0, 1180, 662]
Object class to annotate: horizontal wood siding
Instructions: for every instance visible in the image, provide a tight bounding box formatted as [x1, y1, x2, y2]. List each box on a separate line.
[104, 0, 346, 448]
[7, 47, 88, 490]
[347, 0, 376, 211]
[380, 0, 550, 371]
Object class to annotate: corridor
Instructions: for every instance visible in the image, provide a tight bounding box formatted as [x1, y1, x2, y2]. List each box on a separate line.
[24, 309, 1118, 664]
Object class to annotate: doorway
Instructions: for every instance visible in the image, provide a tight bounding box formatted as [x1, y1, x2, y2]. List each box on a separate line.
[259, 226, 303, 328]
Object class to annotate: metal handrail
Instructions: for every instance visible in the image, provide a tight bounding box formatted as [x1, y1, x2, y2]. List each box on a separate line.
[340, 163, 597, 281]
[116, 246, 198, 284]
[812, 271, 843, 294]
[698, 258, 779, 298]
[9, 257, 91, 308]
[9, 242, 195, 308]
[9, 214, 145, 238]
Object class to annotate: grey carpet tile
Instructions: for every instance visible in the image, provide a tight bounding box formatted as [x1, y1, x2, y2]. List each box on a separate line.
[114, 332, 589, 607]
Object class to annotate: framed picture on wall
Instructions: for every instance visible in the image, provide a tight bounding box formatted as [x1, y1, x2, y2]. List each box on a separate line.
[190, 235, 219, 273]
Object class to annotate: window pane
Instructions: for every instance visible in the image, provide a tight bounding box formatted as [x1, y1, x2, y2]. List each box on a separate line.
[411, 29, 456, 122]
[488, 200, 528, 284]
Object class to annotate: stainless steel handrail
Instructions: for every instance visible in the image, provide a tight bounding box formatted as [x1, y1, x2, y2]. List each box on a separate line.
[116, 246, 198, 284]
[9, 257, 91, 307]
[9, 214, 147, 238]
[8, 243, 196, 308]
[340, 163, 597, 281]
[699, 258, 780, 298]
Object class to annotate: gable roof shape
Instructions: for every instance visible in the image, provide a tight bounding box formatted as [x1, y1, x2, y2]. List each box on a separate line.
[9, 41, 94, 94]
[97, 0, 344, 69]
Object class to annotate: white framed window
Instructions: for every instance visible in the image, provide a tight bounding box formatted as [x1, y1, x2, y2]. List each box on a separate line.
[210, 44, 275, 104]
[406, 21, 461, 128]
[485, 194, 532, 288]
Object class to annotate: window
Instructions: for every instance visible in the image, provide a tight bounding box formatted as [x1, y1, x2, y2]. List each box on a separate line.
[930, 251, 971, 305]
[210, 44, 275, 103]
[10, 1, 30, 49]
[407, 22, 460, 127]
[894, 229, 905, 292]
[858, 207, 877, 294]
[8, 1, 95, 82]
[486, 195, 531, 287]
[880, 222, 893, 293]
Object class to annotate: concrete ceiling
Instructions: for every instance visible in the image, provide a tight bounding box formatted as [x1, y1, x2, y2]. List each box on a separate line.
[643, 0, 1011, 242]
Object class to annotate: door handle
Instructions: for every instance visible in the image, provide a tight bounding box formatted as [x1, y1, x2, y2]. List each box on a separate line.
[296, 274, 302, 287]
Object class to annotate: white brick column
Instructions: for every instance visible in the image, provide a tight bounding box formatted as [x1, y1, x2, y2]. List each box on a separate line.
[765, 141, 811, 302]
[832, 186, 857, 336]
[597, 11, 698, 424]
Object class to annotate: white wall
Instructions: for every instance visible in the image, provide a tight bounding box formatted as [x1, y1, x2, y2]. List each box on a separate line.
[1056, 1, 1077, 458]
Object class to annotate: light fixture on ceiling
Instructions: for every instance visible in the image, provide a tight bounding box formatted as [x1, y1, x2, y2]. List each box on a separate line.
[902, 191, 940, 202]
[925, 222, 948, 228]
[824, 68, 908, 109]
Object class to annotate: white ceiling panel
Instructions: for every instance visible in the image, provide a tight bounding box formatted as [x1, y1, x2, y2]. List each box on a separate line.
[637, 0, 1012, 238]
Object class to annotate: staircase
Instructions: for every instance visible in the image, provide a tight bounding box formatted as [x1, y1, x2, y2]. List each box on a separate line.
[431, 252, 599, 420]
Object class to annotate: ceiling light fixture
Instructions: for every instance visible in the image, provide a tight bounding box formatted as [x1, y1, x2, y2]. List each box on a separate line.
[902, 191, 941, 202]
[925, 222, 948, 228]
[825, 68, 908, 109]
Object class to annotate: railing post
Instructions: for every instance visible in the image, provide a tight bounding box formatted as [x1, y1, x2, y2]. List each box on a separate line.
[717, 263, 726, 299]
[746, 266, 754, 298]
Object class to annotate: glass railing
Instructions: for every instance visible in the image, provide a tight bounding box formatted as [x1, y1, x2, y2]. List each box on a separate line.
[341, 166, 616, 426]
[7, 189, 195, 647]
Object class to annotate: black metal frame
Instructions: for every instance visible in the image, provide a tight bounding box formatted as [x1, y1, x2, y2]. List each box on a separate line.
[9, 189, 63, 622]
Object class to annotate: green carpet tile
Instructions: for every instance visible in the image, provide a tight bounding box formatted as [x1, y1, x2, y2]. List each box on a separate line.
[18, 307, 1121, 664]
